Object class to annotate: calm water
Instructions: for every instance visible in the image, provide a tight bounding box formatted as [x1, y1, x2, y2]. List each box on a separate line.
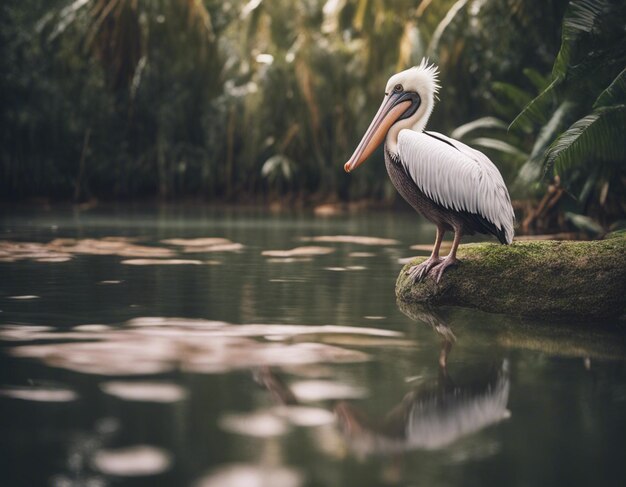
[1, 206, 625, 487]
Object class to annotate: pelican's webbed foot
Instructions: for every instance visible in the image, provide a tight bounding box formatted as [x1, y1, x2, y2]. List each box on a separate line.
[429, 257, 459, 283]
[406, 257, 442, 283]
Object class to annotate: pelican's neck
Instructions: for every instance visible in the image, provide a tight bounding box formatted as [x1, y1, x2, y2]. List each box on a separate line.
[385, 96, 434, 155]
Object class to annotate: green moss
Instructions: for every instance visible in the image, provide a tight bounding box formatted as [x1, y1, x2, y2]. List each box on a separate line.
[396, 236, 626, 321]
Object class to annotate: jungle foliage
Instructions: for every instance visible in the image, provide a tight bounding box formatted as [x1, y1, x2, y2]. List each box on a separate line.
[2, 0, 623, 228]
[451, 0, 626, 229]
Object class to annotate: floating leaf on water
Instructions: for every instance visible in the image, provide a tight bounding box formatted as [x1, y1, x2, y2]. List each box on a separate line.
[364, 316, 386, 320]
[121, 259, 204, 265]
[346, 266, 366, 270]
[0, 327, 115, 341]
[262, 246, 335, 258]
[219, 411, 290, 437]
[0, 385, 78, 402]
[98, 280, 123, 284]
[56, 359, 173, 376]
[182, 243, 244, 253]
[0, 239, 175, 261]
[4, 320, 407, 376]
[161, 238, 232, 247]
[92, 445, 172, 476]
[300, 236, 399, 246]
[194, 463, 302, 487]
[7, 295, 39, 300]
[47, 238, 75, 245]
[0, 324, 55, 341]
[100, 381, 187, 403]
[272, 406, 335, 427]
[127, 317, 229, 328]
[290, 380, 367, 402]
[11, 339, 177, 375]
[266, 257, 313, 263]
[48, 238, 175, 258]
[0, 241, 73, 263]
[324, 267, 346, 271]
[133, 323, 402, 338]
[35, 257, 72, 263]
[160, 238, 243, 253]
[348, 252, 376, 258]
[184, 341, 369, 373]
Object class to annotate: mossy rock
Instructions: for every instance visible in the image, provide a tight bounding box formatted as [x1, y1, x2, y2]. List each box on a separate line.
[396, 235, 626, 321]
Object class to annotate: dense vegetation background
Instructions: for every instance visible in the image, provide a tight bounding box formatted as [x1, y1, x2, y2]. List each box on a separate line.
[1, 0, 624, 232]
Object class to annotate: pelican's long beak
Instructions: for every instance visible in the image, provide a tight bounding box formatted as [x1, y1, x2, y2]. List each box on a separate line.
[344, 93, 411, 173]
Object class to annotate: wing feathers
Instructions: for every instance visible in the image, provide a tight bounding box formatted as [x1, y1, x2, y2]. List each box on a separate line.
[397, 130, 515, 243]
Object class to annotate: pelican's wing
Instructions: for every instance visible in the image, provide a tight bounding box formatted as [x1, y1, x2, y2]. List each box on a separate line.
[397, 130, 514, 243]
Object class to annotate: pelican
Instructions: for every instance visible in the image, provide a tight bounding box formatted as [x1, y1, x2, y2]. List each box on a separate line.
[344, 60, 515, 282]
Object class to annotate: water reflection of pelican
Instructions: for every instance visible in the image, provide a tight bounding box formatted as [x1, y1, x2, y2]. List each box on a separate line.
[255, 304, 511, 459]
[397, 299, 456, 369]
[334, 361, 510, 457]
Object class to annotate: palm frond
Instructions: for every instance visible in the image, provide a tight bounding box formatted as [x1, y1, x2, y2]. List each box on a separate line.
[426, 0, 469, 57]
[469, 138, 528, 161]
[564, 212, 604, 235]
[552, 0, 612, 78]
[545, 104, 626, 176]
[515, 101, 578, 186]
[450, 117, 507, 141]
[509, 76, 562, 131]
[529, 101, 578, 161]
[522, 68, 550, 92]
[41, 0, 91, 41]
[593, 67, 626, 108]
[492, 82, 534, 111]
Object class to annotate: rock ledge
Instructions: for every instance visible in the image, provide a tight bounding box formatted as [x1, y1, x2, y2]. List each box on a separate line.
[396, 234, 626, 321]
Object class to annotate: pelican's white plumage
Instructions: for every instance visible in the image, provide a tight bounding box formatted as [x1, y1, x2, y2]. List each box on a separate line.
[397, 130, 515, 243]
[344, 59, 516, 282]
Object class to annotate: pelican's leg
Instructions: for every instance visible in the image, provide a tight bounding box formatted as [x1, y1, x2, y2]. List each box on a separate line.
[406, 227, 444, 283]
[429, 228, 461, 283]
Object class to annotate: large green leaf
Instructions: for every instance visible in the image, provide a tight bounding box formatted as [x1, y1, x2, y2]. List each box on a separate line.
[593, 67, 626, 108]
[509, 76, 562, 130]
[450, 117, 507, 141]
[545, 104, 626, 175]
[427, 0, 469, 56]
[564, 212, 604, 235]
[552, 0, 612, 79]
[522, 68, 550, 92]
[516, 101, 578, 186]
[469, 138, 528, 161]
[492, 82, 534, 111]
[529, 101, 578, 161]
[510, 0, 618, 132]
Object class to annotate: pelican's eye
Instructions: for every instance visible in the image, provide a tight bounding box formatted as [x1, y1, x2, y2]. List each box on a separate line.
[394, 84, 403, 93]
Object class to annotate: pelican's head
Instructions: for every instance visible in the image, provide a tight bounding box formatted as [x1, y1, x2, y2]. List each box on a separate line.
[344, 60, 440, 173]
